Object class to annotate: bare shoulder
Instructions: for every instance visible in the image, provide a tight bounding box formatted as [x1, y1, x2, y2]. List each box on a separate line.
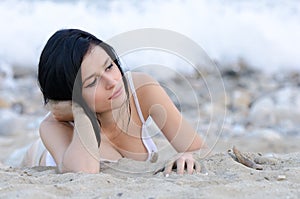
[129, 72, 170, 114]
[39, 113, 73, 138]
[130, 72, 159, 89]
[39, 113, 56, 133]
[40, 113, 73, 127]
[130, 72, 162, 103]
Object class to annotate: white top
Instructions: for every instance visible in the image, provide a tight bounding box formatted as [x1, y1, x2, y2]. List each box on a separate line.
[126, 72, 158, 162]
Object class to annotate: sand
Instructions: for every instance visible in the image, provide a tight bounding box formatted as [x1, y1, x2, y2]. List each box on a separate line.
[0, 133, 300, 199]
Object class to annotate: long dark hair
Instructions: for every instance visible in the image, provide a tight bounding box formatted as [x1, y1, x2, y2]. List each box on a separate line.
[38, 29, 128, 147]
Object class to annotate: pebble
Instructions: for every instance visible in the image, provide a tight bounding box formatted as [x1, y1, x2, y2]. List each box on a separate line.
[0, 110, 23, 136]
[276, 175, 286, 181]
[250, 129, 282, 141]
[248, 97, 276, 126]
[232, 89, 251, 111]
[248, 87, 300, 128]
[0, 61, 15, 90]
[0, 98, 10, 108]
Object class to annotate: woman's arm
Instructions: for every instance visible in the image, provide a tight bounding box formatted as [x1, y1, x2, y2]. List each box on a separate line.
[133, 72, 206, 175]
[40, 104, 100, 173]
[133, 72, 205, 152]
[47, 100, 74, 122]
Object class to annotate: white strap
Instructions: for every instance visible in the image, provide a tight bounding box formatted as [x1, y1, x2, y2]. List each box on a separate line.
[142, 124, 158, 162]
[127, 72, 158, 162]
[127, 72, 145, 124]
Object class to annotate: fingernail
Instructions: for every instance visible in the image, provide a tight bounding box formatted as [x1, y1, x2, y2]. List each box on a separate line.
[165, 174, 169, 177]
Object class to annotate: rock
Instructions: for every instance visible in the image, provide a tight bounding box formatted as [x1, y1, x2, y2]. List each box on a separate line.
[0, 110, 19, 135]
[11, 102, 25, 114]
[0, 98, 11, 108]
[248, 97, 276, 126]
[248, 87, 300, 128]
[250, 128, 281, 141]
[231, 124, 246, 136]
[202, 103, 227, 121]
[0, 109, 27, 136]
[276, 175, 286, 181]
[12, 64, 37, 78]
[231, 89, 252, 113]
[0, 61, 15, 90]
[0, 91, 16, 108]
[254, 156, 278, 165]
[273, 87, 300, 124]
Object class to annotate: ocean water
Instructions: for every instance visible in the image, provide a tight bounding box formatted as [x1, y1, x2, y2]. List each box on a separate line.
[0, 0, 299, 74]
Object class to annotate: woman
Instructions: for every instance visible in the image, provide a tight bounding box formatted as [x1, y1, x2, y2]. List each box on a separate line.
[22, 29, 206, 175]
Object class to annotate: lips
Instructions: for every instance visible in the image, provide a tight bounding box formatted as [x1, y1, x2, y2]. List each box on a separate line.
[109, 87, 123, 100]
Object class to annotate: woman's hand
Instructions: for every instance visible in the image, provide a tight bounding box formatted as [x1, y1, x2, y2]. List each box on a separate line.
[58, 102, 100, 173]
[48, 100, 74, 121]
[164, 152, 201, 175]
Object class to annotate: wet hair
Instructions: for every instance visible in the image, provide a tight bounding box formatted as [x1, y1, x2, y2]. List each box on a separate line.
[38, 29, 128, 147]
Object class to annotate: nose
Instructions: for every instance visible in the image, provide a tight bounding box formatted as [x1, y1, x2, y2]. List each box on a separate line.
[102, 73, 118, 90]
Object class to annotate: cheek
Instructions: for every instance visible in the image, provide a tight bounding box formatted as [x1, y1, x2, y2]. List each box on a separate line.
[82, 89, 96, 110]
[94, 88, 107, 109]
[82, 87, 107, 111]
[116, 69, 122, 80]
[82, 90, 94, 110]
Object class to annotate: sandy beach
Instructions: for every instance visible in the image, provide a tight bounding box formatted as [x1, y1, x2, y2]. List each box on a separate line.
[0, 150, 300, 199]
[0, 63, 300, 199]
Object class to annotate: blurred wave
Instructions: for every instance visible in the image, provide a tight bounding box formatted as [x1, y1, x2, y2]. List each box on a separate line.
[0, 0, 299, 73]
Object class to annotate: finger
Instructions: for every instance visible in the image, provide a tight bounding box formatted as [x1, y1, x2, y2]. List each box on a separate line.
[194, 161, 201, 174]
[186, 159, 194, 174]
[176, 158, 185, 175]
[163, 161, 174, 176]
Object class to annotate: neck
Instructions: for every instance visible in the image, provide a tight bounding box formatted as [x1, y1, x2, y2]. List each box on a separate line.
[97, 102, 130, 130]
[97, 110, 116, 129]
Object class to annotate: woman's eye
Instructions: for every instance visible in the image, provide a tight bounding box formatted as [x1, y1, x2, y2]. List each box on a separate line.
[86, 77, 99, 88]
[105, 63, 113, 71]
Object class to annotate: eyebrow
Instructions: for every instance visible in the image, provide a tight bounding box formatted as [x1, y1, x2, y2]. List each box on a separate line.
[82, 58, 110, 85]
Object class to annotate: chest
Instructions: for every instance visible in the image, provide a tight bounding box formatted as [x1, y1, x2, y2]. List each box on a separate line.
[101, 103, 149, 160]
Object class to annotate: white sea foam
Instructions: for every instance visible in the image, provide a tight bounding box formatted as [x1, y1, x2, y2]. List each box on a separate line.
[0, 0, 299, 74]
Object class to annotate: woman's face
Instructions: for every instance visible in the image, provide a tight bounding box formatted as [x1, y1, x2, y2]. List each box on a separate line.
[80, 45, 126, 113]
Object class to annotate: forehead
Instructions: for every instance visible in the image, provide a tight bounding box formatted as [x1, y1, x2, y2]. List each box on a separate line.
[81, 45, 109, 74]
